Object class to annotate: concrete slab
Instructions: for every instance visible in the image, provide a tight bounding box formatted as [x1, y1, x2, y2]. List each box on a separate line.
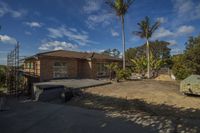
[34, 79, 111, 89]
[0, 99, 153, 133]
[32, 79, 111, 101]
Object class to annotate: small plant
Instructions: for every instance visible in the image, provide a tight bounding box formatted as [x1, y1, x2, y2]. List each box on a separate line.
[131, 52, 163, 78]
[0, 66, 6, 88]
[130, 56, 147, 77]
[172, 55, 192, 80]
[115, 68, 132, 82]
[149, 52, 163, 77]
[105, 63, 131, 82]
[105, 63, 118, 80]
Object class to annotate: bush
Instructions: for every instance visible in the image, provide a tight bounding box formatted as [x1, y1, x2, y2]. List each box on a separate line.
[105, 63, 132, 82]
[116, 68, 132, 82]
[172, 63, 191, 80]
[0, 66, 6, 88]
[172, 54, 192, 80]
[105, 63, 119, 80]
[172, 35, 200, 80]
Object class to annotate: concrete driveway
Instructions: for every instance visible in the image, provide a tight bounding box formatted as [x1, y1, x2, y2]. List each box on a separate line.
[0, 99, 153, 133]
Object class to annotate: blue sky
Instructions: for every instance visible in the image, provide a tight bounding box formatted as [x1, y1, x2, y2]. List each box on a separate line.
[0, 0, 200, 64]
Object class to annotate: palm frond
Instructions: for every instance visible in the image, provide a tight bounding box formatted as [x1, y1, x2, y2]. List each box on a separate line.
[106, 0, 134, 16]
[133, 31, 145, 38]
[124, 0, 134, 12]
[133, 16, 161, 39]
[106, 0, 117, 11]
[150, 21, 160, 34]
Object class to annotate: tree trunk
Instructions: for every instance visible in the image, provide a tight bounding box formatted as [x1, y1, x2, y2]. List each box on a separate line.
[121, 15, 126, 70]
[146, 39, 150, 78]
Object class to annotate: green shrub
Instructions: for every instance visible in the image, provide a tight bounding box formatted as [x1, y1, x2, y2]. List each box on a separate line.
[116, 68, 132, 81]
[172, 35, 200, 80]
[105, 63, 119, 80]
[105, 63, 132, 82]
[0, 66, 6, 88]
[172, 54, 192, 80]
[172, 63, 191, 80]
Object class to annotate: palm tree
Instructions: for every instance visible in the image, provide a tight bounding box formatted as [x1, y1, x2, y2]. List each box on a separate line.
[106, 0, 134, 70]
[134, 16, 160, 78]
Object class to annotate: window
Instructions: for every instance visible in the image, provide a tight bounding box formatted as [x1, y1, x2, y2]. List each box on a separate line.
[26, 63, 29, 69]
[26, 62, 33, 69]
[30, 62, 33, 69]
[53, 62, 68, 79]
[96, 63, 108, 77]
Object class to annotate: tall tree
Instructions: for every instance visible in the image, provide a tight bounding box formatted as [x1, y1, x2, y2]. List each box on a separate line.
[138, 41, 170, 59]
[134, 16, 160, 78]
[172, 34, 200, 80]
[102, 48, 120, 58]
[106, 0, 134, 70]
[102, 49, 112, 56]
[184, 35, 200, 74]
[125, 47, 137, 62]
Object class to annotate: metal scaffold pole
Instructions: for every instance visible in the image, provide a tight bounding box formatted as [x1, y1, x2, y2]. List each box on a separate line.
[6, 42, 20, 96]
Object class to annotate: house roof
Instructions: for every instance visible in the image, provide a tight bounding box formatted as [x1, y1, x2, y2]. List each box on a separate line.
[24, 50, 122, 61]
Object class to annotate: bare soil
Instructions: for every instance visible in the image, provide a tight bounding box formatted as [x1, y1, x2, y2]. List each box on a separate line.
[83, 80, 200, 109]
[67, 80, 200, 133]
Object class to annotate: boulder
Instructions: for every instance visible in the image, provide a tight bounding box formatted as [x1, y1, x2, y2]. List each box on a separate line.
[180, 75, 200, 95]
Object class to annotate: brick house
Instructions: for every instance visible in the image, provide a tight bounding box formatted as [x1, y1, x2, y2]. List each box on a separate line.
[23, 50, 122, 83]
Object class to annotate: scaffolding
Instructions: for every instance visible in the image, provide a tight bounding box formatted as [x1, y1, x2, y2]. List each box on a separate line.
[6, 42, 20, 95]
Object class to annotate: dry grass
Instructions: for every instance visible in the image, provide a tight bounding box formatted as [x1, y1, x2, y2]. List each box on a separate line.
[67, 80, 200, 133]
[82, 80, 200, 109]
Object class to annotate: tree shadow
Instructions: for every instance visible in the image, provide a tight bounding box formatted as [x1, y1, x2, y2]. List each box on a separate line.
[67, 92, 200, 133]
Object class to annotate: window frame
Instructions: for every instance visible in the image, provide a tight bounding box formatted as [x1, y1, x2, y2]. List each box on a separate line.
[53, 61, 68, 79]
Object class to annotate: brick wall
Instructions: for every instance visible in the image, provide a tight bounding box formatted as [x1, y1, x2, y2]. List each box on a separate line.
[24, 57, 122, 81]
[39, 57, 78, 81]
[77, 60, 93, 78]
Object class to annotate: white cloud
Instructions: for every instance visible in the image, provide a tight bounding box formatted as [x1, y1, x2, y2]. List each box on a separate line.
[39, 41, 78, 51]
[98, 49, 106, 53]
[83, 0, 102, 14]
[25, 31, 32, 35]
[173, 0, 193, 15]
[171, 48, 183, 55]
[0, 34, 17, 44]
[177, 25, 195, 34]
[47, 27, 64, 38]
[168, 40, 177, 46]
[111, 29, 119, 37]
[24, 21, 42, 28]
[47, 26, 96, 46]
[156, 17, 167, 23]
[172, 0, 200, 20]
[153, 27, 174, 39]
[86, 11, 115, 29]
[0, 1, 26, 18]
[153, 25, 195, 39]
[83, 0, 115, 29]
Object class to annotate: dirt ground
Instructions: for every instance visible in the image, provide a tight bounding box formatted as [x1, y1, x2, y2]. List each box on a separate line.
[67, 80, 200, 133]
[83, 80, 200, 109]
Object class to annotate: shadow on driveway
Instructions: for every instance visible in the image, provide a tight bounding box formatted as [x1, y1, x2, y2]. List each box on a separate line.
[67, 92, 200, 133]
[0, 97, 153, 133]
